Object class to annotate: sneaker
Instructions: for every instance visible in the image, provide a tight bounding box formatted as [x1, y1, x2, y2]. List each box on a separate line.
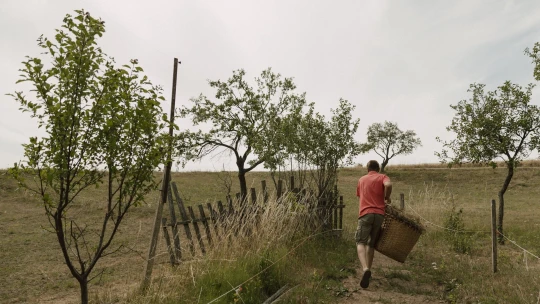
[360, 270, 371, 288]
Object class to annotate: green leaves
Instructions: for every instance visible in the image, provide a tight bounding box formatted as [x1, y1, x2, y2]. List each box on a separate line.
[178, 69, 362, 197]
[177, 68, 315, 197]
[9, 9, 170, 292]
[275, 99, 361, 196]
[362, 121, 421, 171]
[178, 68, 307, 169]
[525, 42, 540, 81]
[438, 81, 540, 167]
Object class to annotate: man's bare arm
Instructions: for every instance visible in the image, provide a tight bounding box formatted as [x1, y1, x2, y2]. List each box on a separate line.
[384, 181, 392, 204]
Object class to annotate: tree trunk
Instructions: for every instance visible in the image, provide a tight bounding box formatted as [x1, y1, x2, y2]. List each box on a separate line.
[498, 162, 514, 244]
[238, 171, 247, 203]
[236, 157, 248, 203]
[236, 159, 248, 205]
[381, 159, 389, 173]
[79, 276, 89, 304]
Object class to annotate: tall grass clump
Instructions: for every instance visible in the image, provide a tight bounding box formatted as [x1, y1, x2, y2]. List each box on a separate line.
[443, 201, 474, 254]
[406, 182, 476, 254]
[131, 193, 354, 304]
[406, 182, 455, 224]
[402, 182, 540, 304]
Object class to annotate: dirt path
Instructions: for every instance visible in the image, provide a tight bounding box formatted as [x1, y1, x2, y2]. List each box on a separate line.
[335, 254, 444, 304]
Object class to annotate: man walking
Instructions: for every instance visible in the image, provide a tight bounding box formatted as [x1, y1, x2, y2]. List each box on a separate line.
[356, 160, 392, 288]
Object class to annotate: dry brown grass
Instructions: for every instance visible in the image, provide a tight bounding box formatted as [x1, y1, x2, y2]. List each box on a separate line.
[129, 194, 328, 303]
[404, 182, 540, 303]
[2, 163, 540, 303]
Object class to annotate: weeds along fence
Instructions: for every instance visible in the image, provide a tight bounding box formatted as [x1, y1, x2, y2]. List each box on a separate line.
[161, 177, 345, 265]
[402, 184, 540, 274]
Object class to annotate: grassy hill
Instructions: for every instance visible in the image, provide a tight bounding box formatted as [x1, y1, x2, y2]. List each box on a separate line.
[1, 164, 539, 303]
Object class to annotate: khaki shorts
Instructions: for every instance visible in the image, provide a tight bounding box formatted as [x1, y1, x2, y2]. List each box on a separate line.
[355, 213, 385, 247]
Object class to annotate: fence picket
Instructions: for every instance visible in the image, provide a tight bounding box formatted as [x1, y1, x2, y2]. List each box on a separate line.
[161, 218, 176, 265]
[161, 180, 345, 266]
[171, 183, 195, 256]
[207, 203, 220, 241]
[188, 206, 206, 254]
[167, 187, 181, 262]
[198, 204, 213, 247]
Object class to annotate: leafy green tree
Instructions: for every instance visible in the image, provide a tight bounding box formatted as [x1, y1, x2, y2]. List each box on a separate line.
[436, 82, 540, 244]
[9, 11, 168, 303]
[525, 42, 540, 81]
[360, 121, 421, 172]
[273, 99, 361, 198]
[178, 68, 306, 201]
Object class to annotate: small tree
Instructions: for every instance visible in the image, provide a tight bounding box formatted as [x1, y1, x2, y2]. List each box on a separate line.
[9, 11, 167, 303]
[361, 121, 421, 172]
[436, 81, 540, 244]
[273, 99, 361, 198]
[178, 68, 306, 201]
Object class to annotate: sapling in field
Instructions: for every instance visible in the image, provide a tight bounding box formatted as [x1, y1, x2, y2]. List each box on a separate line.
[9, 10, 169, 303]
[437, 81, 540, 244]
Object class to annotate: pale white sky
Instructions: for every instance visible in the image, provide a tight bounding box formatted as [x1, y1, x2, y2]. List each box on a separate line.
[2, 0, 540, 171]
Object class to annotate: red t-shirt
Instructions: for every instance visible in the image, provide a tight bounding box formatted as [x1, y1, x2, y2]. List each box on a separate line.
[356, 171, 390, 217]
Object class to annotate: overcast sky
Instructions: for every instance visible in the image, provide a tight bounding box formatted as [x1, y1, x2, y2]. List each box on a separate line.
[2, 0, 540, 171]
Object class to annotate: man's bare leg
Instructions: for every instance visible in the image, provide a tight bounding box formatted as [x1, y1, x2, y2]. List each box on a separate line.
[358, 243, 373, 288]
[356, 243, 369, 271]
[366, 246, 375, 269]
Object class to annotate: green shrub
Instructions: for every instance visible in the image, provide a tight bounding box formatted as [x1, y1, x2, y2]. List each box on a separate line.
[444, 204, 473, 254]
[258, 250, 282, 295]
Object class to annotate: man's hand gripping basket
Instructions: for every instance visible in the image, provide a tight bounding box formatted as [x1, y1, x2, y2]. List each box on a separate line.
[374, 204, 425, 263]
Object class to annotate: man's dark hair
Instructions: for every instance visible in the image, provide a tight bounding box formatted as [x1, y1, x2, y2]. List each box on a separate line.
[367, 160, 380, 172]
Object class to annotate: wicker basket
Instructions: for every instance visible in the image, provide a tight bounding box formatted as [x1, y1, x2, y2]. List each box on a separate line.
[374, 205, 425, 263]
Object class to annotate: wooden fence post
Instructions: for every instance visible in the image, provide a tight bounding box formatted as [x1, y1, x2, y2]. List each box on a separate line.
[339, 196, 344, 229]
[261, 180, 269, 203]
[251, 188, 257, 204]
[400, 193, 405, 210]
[277, 180, 283, 201]
[228, 196, 234, 214]
[491, 199, 498, 273]
[235, 193, 241, 204]
[142, 57, 180, 288]
[333, 198, 338, 230]
[290, 176, 295, 192]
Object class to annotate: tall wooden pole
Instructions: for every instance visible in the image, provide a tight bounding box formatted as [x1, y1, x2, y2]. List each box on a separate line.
[142, 58, 180, 289]
[491, 199, 498, 273]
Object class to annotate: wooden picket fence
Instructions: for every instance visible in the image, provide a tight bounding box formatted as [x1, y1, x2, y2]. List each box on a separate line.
[161, 178, 345, 265]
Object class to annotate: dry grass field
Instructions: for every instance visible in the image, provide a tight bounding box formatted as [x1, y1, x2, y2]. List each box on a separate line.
[1, 162, 539, 303]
